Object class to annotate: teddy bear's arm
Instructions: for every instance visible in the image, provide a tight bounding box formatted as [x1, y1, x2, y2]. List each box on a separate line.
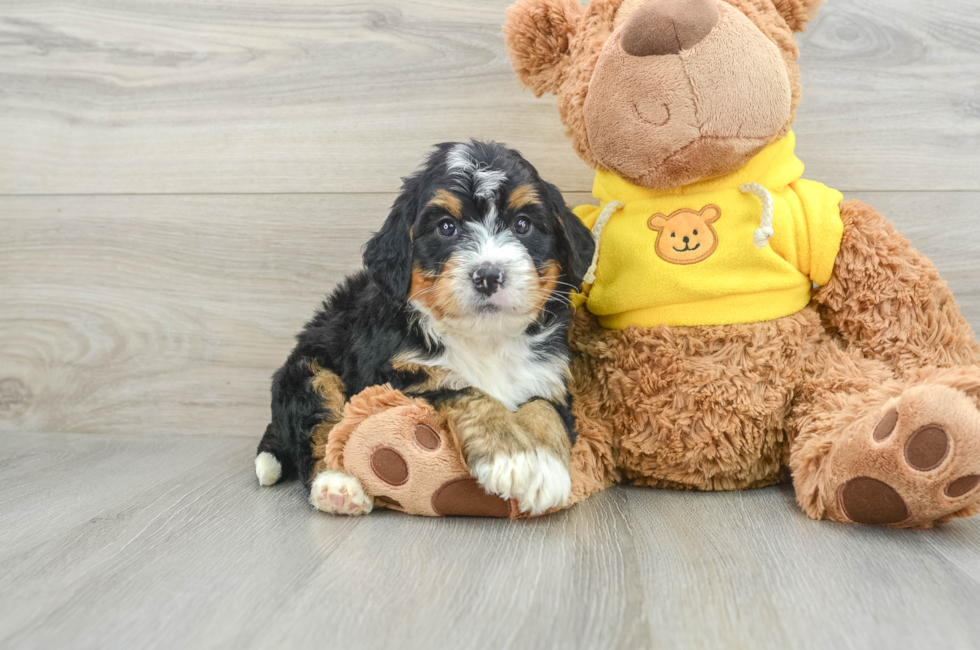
[813, 199, 980, 378]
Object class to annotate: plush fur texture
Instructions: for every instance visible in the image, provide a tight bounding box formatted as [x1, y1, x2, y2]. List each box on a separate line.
[584, 1, 793, 188]
[504, 0, 805, 189]
[815, 200, 980, 376]
[256, 141, 595, 517]
[566, 304, 819, 496]
[505, 0, 980, 527]
[318, 384, 524, 518]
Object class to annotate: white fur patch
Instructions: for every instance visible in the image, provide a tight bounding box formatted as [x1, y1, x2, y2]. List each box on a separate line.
[472, 449, 571, 515]
[255, 452, 282, 486]
[446, 142, 506, 201]
[474, 169, 507, 200]
[455, 221, 535, 313]
[414, 324, 567, 411]
[483, 201, 499, 228]
[309, 470, 373, 516]
[446, 143, 476, 174]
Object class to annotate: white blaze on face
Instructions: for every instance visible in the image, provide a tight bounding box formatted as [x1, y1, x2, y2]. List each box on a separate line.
[454, 220, 538, 319]
[447, 142, 508, 213]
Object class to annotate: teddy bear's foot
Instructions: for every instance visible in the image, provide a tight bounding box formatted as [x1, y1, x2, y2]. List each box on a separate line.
[827, 384, 980, 528]
[323, 385, 520, 518]
[309, 470, 374, 516]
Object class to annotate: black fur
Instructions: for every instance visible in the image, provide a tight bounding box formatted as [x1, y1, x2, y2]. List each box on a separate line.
[257, 141, 595, 485]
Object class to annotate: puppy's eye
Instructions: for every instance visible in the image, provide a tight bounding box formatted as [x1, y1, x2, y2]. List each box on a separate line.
[438, 219, 457, 237]
[693, 230, 698, 236]
[514, 217, 531, 236]
[670, 232, 676, 238]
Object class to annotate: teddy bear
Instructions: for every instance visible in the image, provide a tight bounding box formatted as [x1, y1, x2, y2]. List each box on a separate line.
[318, 0, 980, 528]
[499, 0, 980, 527]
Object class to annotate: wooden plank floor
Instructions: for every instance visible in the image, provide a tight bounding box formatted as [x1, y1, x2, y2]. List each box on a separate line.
[4, 433, 980, 650]
[2, 0, 980, 648]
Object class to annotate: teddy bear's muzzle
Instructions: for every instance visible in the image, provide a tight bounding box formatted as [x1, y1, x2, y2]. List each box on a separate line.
[620, 0, 720, 57]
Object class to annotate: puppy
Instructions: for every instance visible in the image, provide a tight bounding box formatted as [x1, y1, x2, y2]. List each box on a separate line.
[254, 141, 595, 515]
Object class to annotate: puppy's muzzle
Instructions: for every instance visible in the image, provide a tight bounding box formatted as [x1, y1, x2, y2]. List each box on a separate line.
[473, 265, 505, 296]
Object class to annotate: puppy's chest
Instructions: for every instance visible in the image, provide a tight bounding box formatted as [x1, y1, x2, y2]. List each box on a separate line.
[422, 335, 567, 411]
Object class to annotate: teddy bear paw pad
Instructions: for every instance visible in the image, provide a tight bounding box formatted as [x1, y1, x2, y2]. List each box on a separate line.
[838, 477, 909, 526]
[341, 406, 518, 517]
[835, 385, 980, 527]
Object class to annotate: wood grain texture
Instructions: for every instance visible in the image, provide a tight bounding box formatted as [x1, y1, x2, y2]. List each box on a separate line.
[0, 0, 590, 194]
[3, 192, 978, 438]
[0, 191, 585, 437]
[3, 1, 980, 647]
[2, 432, 980, 650]
[1, 0, 979, 194]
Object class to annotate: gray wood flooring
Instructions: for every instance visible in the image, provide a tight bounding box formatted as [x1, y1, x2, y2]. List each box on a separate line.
[4, 433, 980, 650]
[2, 0, 980, 648]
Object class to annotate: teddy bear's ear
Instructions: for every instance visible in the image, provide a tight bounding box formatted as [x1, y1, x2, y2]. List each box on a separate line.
[772, 0, 826, 32]
[504, 0, 584, 97]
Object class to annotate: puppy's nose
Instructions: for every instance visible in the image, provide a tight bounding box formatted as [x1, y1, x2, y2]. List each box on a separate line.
[473, 266, 504, 296]
[621, 0, 719, 57]
[683, 236, 690, 243]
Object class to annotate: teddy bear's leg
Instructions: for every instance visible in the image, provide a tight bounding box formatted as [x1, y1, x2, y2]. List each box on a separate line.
[313, 375, 614, 518]
[565, 308, 624, 503]
[814, 199, 980, 377]
[311, 385, 522, 518]
[789, 341, 980, 528]
[569, 306, 822, 491]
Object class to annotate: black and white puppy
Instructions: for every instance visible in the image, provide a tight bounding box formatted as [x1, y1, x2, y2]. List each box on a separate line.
[255, 141, 595, 515]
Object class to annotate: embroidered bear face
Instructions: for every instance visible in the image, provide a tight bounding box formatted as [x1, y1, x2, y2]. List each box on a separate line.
[647, 205, 721, 265]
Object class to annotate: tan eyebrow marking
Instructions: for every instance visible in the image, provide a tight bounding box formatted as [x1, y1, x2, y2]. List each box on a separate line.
[508, 184, 540, 211]
[427, 189, 462, 219]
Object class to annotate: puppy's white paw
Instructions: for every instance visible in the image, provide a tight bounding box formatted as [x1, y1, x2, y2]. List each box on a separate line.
[472, 449, 571, 515]
[255, 452, 282, 486]
[309, 470, 374, 516]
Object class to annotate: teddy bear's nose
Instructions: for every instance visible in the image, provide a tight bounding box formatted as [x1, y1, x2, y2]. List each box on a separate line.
[621, 0, 720, 57]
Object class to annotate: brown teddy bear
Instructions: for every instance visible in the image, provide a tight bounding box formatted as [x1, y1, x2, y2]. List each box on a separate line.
[501, 0, 980, 527]
[320, 0, 980, 528]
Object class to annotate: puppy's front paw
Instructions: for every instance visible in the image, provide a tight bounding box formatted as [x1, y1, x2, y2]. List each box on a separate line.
[310, 470, 374, 516]
[472, 449, 571, 515]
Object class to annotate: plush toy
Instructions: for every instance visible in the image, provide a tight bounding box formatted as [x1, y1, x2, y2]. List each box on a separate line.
[501, 0, 980, 527]
[324, 0, 980, 528]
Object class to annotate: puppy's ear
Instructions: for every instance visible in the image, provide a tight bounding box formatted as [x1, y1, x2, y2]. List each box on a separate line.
[773, 0, 825, 32]
[504, 0, 583, 97]
[363, 178, 419, 302]
[542, 181, 595, 290]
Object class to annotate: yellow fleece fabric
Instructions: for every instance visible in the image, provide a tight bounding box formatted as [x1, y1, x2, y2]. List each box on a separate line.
[573, 132, 844, 329]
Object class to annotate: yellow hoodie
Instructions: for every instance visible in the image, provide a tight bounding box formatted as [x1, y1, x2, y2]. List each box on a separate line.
[573, 132, 844, 329]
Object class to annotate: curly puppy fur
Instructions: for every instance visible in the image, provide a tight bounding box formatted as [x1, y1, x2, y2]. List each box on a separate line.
[257, 141, 596, 517]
